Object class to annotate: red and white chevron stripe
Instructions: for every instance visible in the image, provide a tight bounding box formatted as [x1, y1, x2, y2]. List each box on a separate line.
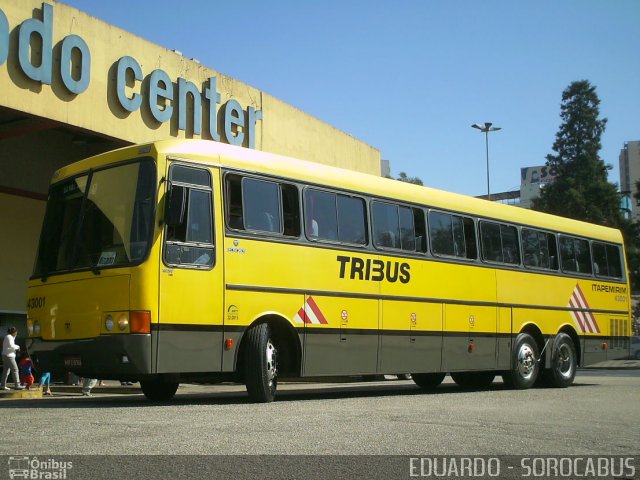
[293, 296, 328, 325]
[568, 283, 600, 333]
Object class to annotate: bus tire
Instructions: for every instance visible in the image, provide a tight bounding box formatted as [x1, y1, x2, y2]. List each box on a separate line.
[503, 332, 540, 389]
[412, 372, 445, 390]
[244, 323, 278, 403]
[451, 372, 495, 389]
[140, 378, 179, 401]
[542, 333, 577, 388]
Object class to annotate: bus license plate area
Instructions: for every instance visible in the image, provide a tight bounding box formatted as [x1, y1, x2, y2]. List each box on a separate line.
[63, 355, 82, 368]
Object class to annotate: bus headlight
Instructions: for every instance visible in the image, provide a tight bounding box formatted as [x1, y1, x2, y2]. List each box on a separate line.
[105, 315, 115, 331]
[27, 318, 34, 336]
[33, 321, 41, 336]
[118, 313, 129, 331]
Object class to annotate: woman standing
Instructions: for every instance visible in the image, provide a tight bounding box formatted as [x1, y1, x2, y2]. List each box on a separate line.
[1, 327, 25, 390]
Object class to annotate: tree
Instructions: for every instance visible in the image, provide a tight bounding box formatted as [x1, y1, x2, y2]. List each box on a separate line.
[397, 171, 423, 186]
[532, 80, 623, 227]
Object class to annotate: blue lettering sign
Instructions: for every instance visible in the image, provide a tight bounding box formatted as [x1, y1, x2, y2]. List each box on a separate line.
[178, 78, 202, 135]
[18, 2, 53, 84]
[148, 69, 174, 123]
[0, 9, 8, 65]
[204, 77, 221, 141]
[0, 3, 264, 148]
[247, 106, 263, 149]
[116, 56, 143, 112]
[60, 35, 90, 94]
[224, 99, 244, 146]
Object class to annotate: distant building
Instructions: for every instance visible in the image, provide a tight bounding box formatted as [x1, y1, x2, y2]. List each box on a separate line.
[476, 165, 557, 208]
[381, 159, 391, 178]
[619, 141, 640, 222]
[518, 165, 558, 208]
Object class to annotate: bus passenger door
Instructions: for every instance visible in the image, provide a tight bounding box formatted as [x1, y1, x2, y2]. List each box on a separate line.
[157, 164, 224, 373]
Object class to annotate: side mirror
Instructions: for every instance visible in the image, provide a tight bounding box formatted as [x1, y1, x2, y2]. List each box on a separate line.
[164, 185, 186, 227]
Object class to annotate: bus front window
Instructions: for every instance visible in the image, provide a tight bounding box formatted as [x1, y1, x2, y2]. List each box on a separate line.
[33, 159, 156, 279]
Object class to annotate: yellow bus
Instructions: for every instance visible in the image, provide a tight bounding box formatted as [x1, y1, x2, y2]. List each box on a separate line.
[25, 140, 631, 402]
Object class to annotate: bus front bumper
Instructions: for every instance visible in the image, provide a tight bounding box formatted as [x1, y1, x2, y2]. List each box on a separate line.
[26, 334, 153, 380]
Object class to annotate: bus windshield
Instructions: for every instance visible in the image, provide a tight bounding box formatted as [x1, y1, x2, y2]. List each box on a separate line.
[32, 158, 156, 279]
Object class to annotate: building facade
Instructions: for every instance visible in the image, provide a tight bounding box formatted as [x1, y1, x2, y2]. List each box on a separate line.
[619, 141, 640, 222]
[0, 1, 381, 323]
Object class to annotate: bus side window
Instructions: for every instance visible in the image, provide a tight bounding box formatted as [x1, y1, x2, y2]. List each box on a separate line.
[480, 221, 503, 263]
[429, 211, 475, 260]
[592, 242, 623, 279]
[304, 189, 338, 241]
[304, 189, 366, 245]
[523, 229, 541, 268]
[225, 174, 300, 237]
[164, 165, 214, 268]
[560, 235, 592, 274]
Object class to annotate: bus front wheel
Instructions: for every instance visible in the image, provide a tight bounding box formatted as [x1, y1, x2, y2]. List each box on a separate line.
[502, 332, 540, 389]
[140, 378, 179, 401]
[244, 323, 278, 403]
[412, 372, 445, 390]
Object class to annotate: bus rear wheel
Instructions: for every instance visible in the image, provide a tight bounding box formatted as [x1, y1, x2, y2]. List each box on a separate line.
[244, 323, 278, 403]
[451, 372, 495, 389]
[502, 332, 540, 389]
[542, 333, 577, 388]
[140, 378, 179, 401]
[412, 372, 445, 390]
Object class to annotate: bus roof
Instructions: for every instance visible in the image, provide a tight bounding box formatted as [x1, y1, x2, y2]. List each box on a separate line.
[56, 139, 624, 244]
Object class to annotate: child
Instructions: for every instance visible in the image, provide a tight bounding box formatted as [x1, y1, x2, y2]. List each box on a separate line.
[18, 354, 35, 390]
[40, 372, 52, 396]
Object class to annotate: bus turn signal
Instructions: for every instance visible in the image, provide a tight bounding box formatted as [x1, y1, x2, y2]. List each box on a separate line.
[130, 311, 151, 334]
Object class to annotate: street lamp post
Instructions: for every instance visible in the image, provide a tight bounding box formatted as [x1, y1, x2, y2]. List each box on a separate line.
[471, 122, 501, 200]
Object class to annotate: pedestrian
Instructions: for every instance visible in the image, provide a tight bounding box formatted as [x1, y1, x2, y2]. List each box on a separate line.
[81, 377, 97, 396]
[1, 327, 24, 390]
[40, 371, 52, 396]
[18, 354, 35, 390]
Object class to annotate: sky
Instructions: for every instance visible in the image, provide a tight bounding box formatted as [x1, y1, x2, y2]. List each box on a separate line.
[60, 0, 640, 198]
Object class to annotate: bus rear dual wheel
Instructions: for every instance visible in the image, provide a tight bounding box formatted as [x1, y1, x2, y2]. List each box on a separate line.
[502, 332, 577, 389]
[541, 333, 577, 388]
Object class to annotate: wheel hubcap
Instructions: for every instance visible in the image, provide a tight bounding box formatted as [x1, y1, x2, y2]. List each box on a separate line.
[517, 343, 536, 379]
[265, 340, 277, 389]
[557, 343, 574, 379]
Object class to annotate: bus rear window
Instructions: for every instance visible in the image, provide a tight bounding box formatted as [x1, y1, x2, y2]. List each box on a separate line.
[592, 242, 622, 278]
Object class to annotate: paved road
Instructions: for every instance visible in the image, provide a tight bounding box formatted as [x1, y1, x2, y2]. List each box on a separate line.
[1, 369, 638, 458]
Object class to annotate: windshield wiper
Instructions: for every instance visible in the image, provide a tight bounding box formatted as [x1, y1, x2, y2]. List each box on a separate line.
[89, 263, 101, 276]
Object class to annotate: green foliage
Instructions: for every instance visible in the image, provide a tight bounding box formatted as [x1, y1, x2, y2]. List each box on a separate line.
[532, 80, 623, 227]
[397, 171, 423, 186]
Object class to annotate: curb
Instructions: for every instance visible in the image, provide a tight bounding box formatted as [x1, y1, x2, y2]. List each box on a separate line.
[0, 388, 42, 400]
[51, 385, 142, 395]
